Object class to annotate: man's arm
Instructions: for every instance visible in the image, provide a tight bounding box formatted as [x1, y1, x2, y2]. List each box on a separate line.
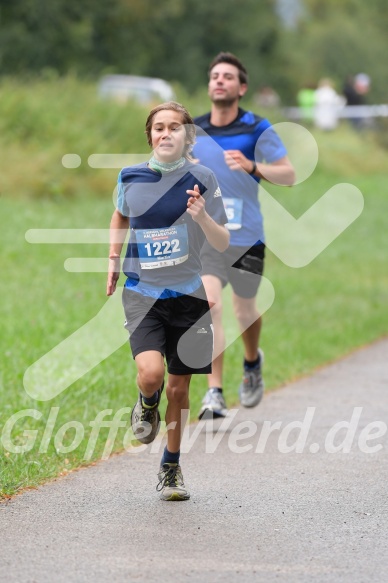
[224, 151, 296, 186]
[106, 209, 130, 296]
[252, 155, 295, 186]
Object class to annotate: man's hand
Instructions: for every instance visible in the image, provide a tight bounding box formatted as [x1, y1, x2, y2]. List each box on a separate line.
[224, 149, 253, 173]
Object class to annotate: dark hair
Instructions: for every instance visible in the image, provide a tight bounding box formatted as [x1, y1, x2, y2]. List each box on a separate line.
[145, 101, 196, 159]
[208, 52, 248, 85]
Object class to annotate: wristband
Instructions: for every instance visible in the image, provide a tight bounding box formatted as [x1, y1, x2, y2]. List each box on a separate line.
[249, 161, 256, 175]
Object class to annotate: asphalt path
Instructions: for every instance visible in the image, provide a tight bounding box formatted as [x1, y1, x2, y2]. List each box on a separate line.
[1, 338, 387, 582]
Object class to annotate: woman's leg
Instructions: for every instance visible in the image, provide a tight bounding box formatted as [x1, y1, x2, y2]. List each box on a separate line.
[156, 373, 192, 501]
[131, 350, 165, 445]
[164, 373, 191, 453]
[134, 350, 165, 397]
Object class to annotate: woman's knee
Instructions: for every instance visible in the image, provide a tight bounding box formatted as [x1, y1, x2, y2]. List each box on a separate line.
[136, 358, 164, 393]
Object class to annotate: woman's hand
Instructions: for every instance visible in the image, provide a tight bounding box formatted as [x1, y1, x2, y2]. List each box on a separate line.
[106, 256, 121, 296]
[186, 184, 230, 252]
[186, 184, 206, 223]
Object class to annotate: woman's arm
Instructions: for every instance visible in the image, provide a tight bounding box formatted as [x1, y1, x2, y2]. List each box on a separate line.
[186, 185, 230, 252]
[106, 209, 130, 296]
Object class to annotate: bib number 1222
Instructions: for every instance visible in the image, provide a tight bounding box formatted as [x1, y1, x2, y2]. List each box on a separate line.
[144, 239, 180, 256]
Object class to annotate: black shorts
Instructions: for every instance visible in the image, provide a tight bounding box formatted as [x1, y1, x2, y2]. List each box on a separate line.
[200, 241, 265, 299]
[122, 284, 213, 375]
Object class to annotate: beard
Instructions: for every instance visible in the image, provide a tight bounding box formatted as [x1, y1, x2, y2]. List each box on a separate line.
[210, 93, 237, 108]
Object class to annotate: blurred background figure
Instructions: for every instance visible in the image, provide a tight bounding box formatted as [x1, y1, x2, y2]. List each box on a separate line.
[343, 73, 371, 130]
[313, 78, 345, 131]
[254, 85, 281, 109]
[354, 73, 371, 99]
[296, 83, 316, 123]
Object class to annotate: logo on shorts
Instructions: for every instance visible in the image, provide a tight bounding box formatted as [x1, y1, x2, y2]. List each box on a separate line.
[197, 328, 208, 334]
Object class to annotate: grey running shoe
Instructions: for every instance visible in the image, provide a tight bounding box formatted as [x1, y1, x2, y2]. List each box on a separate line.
[131, 388, 162, 444]
[156, 463, 190, 501]
[238, 349, 264, 408]
[198, 388, 228, 420]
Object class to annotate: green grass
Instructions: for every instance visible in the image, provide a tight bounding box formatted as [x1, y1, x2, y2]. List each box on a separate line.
[0, 78, 387, 498]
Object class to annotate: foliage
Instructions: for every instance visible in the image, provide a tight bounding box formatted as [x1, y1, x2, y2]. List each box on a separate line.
[281, 0, 388, 102]
[1, 0, 387, 102]
[0, 0, 279, 92]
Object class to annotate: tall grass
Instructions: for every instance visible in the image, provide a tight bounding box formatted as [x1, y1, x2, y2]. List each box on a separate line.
[0, 77, 387, 498]
[0, 76, 150, 199]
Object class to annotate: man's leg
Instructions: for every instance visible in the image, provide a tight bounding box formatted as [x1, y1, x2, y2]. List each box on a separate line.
[202, 274, 225, 388]
[198, 274, 228, 419]
[232, 293, 261, 360]
[232, 292, 264, 408]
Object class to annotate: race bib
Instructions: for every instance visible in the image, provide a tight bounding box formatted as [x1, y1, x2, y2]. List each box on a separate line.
[223, 198, 243, 230]
[135, 224, 189, 269]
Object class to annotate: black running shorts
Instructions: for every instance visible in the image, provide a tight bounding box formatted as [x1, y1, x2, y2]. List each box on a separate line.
[200, 241, 265, 299]
[122, 284, 213, 375]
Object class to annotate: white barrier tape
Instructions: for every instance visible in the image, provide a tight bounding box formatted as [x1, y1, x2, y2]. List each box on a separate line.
[283, 104, 388, 119]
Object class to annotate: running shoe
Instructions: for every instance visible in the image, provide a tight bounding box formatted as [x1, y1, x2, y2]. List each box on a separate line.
[156, 463, 190, 501]
[131, 386, 162, 444]
[198, 387, 228, 420]
[238, 349, 264, 408]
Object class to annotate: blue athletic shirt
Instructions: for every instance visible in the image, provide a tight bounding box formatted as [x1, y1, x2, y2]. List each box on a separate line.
[193, 108, 287, 247]
[117, 160, 227, 297]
